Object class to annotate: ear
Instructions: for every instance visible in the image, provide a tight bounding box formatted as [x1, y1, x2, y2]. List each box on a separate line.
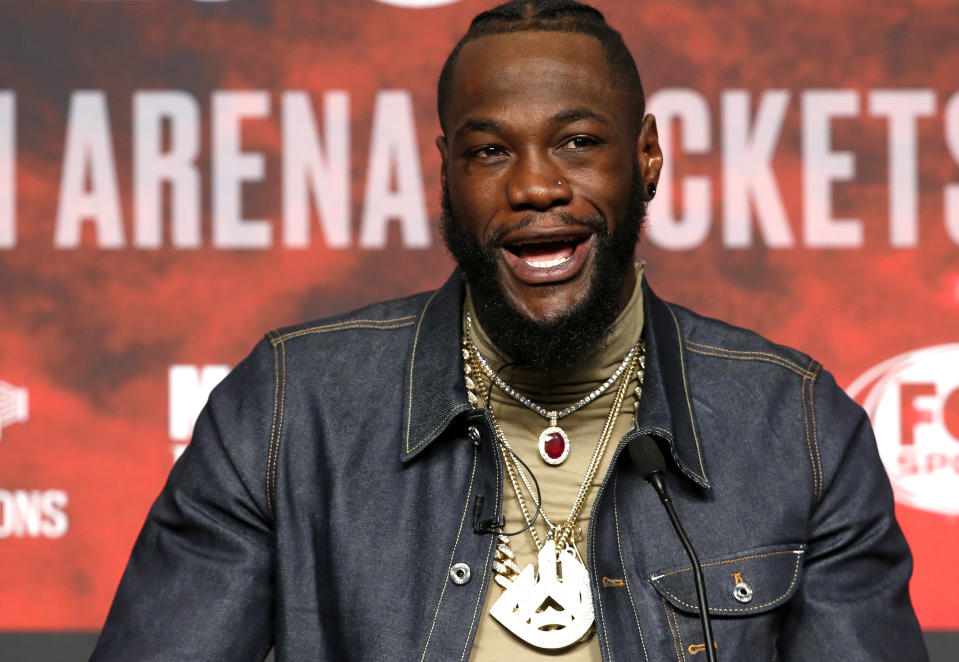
[435, 134, 449, 190]
[636, 114, 662, 191]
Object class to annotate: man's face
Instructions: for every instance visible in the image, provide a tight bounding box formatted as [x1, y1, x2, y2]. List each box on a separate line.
[438, 30, 660, 368]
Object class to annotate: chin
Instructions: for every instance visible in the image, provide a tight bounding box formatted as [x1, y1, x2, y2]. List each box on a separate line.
[498, 263, 595, 325]
[505, 287, 590, 326]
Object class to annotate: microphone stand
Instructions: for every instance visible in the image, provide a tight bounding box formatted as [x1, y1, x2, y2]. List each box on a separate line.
[630, 434, 717, 662]
[646, 472, 717, 662]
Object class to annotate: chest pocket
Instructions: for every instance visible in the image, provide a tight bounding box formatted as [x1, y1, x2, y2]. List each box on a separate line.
[648, 543, 805, 660]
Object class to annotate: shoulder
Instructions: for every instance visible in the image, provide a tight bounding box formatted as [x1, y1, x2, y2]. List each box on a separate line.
[666, 297, 864, 425]
[192, 289, 440, 512]
[267, 290, 432, 349]
[210, 289, 439, 413]
[662, 298, 818, 380]
[659, 294, 868, 503]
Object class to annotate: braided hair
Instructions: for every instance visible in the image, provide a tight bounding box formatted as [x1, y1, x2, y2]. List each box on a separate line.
[437, 0, 645, 133]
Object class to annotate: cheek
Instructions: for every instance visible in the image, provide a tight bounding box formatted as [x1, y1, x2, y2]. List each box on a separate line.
[575, 174, 632, 221]
[449, 175, 503, 232]
[570, 152, 634, 208]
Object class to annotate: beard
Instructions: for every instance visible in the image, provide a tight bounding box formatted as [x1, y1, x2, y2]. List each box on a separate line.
[441, 168, 648, 372]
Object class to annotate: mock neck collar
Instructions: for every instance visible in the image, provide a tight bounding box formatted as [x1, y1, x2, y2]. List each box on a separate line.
[463, 262, 646, 405]
[399, 270, 710, 489]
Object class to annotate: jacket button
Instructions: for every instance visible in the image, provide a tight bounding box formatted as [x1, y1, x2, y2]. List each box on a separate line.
[467, 425, 482, 447]
[733, 580, 753, 603]
[449, 562, 471, 585]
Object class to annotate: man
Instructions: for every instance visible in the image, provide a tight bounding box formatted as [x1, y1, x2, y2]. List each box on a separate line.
[93, 1, 927, 660]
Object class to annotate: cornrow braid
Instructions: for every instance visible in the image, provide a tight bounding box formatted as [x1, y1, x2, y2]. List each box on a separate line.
[436, 0, 645, 133]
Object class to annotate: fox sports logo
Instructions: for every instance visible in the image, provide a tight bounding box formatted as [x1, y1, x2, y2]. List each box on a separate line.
[847, 344, 959, 515]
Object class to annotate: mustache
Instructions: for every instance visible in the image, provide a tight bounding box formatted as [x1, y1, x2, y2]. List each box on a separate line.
[486, 211, 608, 247]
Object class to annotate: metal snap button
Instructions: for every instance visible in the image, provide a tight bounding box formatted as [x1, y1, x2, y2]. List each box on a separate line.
[466, 425, 482, 447]
[733, 580, 753, 603]
[450, 562, 471, 585]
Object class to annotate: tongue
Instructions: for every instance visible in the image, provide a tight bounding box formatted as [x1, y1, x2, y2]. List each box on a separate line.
[514, 241, 575, 264]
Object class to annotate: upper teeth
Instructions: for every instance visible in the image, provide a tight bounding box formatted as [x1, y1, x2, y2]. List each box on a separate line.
[525, 255, 570, 268]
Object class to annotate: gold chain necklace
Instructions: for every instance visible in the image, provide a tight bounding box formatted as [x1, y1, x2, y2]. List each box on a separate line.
[465, 312, 639, 466]
[461, 328, 645, 650]
[465, 339, 643, 550]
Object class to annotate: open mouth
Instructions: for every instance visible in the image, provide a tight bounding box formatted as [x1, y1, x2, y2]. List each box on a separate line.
[500, 230, 594, 285]
[507, 239, 580, 268]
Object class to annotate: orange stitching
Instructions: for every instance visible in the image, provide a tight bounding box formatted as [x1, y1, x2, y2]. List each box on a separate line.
[406, 290, 441, 454]
[687, 340, 813, 374]
[269, 336, 287, 512]
[809, 362, 823, 504]
[271, 315, 417, 343]
[655, 554, 803, 614]
[670, 600, 687, 661]
[276, 320, 415, 342]
[590, 473, 616, 661]
[266, 333, 278, 511]
[684, 340, 807, 376]
[420, 444, 479, 662]
[613, 476, 650, 661]
[652, 549, 803, 580]
[684, 346, 806, 377]
[406, 405, 471, 457]
[661, 596, 684, 662]
[457, 417, 503, 662]
[458, 445, 497, 662]
[266, 332, 280, 515]
[591, 506, 614, 661]
[801, 360, 820, 501]
[801, 366, 818, 500]
[665, 303, 707, 483]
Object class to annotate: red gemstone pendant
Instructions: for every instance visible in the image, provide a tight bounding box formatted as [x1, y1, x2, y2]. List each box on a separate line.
[538, 426, 570, 465]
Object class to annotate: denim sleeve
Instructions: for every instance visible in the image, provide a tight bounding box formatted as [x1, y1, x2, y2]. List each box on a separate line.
[777, 368, 928, 661]
[90, 339, 277, 662]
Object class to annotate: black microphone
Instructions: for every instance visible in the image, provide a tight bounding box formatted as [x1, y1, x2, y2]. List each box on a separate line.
[629, 434, 718, 662]
[471, 495, 505, 535]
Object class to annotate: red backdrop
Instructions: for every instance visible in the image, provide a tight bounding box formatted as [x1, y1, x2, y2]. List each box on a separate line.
[0, 0, 956, 643]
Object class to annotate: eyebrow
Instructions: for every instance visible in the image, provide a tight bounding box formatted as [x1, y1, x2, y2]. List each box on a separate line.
[453, 107, 610, 139]
[456, 117, 502, 136]
[550, 107, 610, 126]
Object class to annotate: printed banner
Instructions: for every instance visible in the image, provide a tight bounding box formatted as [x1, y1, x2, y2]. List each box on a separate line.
[0, 0, 956, 640]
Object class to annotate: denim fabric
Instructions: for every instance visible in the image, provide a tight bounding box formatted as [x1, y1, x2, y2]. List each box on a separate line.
[91, 271, 927, 661]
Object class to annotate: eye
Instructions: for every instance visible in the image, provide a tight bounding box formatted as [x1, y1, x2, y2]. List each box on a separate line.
[559, 135, 600, 151]
[467, 145, 508, 160]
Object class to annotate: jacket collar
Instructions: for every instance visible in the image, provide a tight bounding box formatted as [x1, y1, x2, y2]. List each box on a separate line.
[401, 271, 471, 460]
[636, 281, 711, 488]
[400, 271, 710, 489]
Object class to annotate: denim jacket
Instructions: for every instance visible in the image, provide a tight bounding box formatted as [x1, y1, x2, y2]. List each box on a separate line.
[92, 272, 927, 661]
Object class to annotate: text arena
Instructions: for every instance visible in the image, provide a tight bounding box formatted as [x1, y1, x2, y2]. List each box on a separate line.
[0, 88, 958, 251]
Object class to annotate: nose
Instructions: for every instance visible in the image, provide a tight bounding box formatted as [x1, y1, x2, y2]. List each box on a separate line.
[505, 155, 571, 211]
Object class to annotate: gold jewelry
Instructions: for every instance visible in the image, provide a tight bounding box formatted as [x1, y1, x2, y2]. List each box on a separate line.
[465, 313, 641, 465]
[462, 329, 645, 649]
[481, 345, 642, 551]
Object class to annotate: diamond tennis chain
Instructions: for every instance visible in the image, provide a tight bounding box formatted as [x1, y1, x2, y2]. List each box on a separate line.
[464, 312, 638, 426]
[461, 328, 646, 552]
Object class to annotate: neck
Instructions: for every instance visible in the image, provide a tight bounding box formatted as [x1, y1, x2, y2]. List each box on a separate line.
[466, 263, 645, 403]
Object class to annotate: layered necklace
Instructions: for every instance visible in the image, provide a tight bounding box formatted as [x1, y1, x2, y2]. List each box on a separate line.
[465, 313, 640, 466]
[462, 317, 646, 650]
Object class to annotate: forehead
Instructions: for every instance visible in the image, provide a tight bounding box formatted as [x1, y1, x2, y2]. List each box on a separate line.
[445, 31, 629, 134]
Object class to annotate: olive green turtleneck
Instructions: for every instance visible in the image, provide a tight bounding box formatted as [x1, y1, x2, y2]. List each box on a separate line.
[466, 263, 646, 661]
